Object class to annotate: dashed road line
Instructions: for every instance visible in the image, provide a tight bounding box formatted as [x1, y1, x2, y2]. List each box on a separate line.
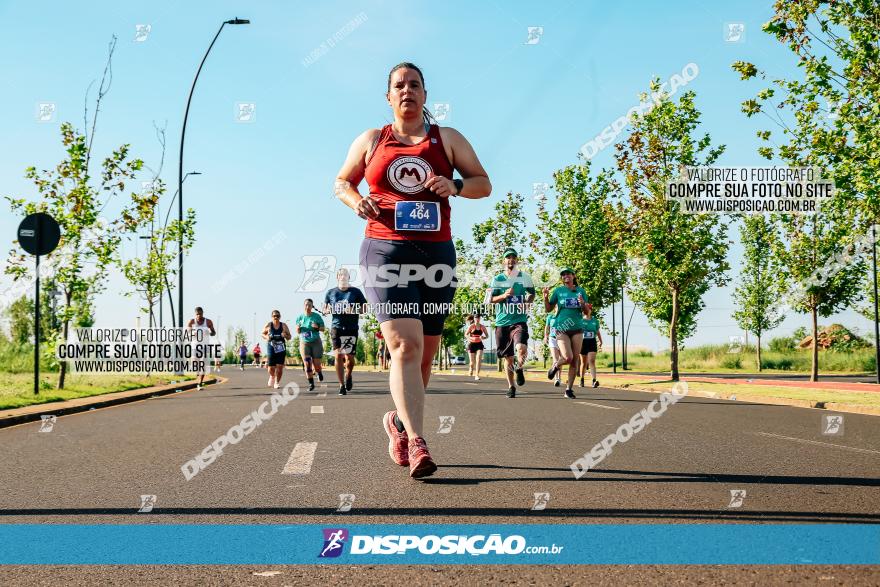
[282, 442, 318, 475]
[757, 432, 880, 455]
[311, 405, 324, 414]
[576, 401, 621, 410]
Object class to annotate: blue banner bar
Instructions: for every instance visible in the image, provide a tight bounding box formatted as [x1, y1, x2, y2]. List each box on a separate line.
[0, 524, 877, 565]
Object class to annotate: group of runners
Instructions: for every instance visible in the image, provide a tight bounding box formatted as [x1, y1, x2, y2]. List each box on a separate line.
[249, 269, 368, 395]
[194, 62, 604, 480]
[462, 249, 605, 398]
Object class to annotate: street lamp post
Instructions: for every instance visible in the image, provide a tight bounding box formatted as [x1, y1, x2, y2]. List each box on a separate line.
[162, 171, 200, 326]
[873, 225, 879, 384]
[178, 17, 250, 327]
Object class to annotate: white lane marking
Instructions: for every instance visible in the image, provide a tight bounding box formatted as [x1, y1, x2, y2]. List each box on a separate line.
[576, 401, 620, 410]
[311, 405, 324, 414]
[317, 391, 327, 398]
[282, 442, 318, 475]
[757, 432, 880, 455]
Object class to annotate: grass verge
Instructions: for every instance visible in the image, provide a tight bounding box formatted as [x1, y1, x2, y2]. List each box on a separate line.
[0, 372, 196, 410]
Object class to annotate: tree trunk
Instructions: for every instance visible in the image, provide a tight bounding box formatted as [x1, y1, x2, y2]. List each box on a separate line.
[756, 334, 762, 372]
[670, 287, 680, 381]
[810, 303, 819, 382]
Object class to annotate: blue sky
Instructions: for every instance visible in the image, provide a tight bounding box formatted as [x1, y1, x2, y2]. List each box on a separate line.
[0, 0, 872, 350]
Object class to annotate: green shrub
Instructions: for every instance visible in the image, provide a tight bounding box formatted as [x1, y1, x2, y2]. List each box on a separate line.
[720, 355, 742, 369]
[768, 337, 796, 352]
[760, 357, 793, 370]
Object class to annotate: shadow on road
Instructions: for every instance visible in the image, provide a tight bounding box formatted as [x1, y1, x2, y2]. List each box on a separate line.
[0, 506, 876, 523]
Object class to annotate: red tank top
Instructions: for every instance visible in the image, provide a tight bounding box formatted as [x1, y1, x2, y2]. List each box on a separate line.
[467, 324, 485, 343]
[364, 124, 454, 242]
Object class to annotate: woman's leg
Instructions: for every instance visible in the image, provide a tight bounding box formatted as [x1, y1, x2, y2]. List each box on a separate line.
[383, 318, 427, 438]
[475, 349, 483, 377]
[555, 334, 573, 369]
[588, 352, 598, 380]
[421, 334, 441, 389]
[468, 352, 476, 376]
[301, 345, 312, 376]
[567, 333, 583, 388]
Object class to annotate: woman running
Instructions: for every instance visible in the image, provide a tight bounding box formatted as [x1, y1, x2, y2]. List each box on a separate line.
[252, 342, 262, 368]
[579, 303, 603, 388]
[261, 310, 291, 389]
[238, 341, 248, 371]
[334, 62, 491, 478]
[296, 299, 325, 391]
[543, 312, 562, 387]
[543, 268, 588, 399]
[465, 314, 488, 381]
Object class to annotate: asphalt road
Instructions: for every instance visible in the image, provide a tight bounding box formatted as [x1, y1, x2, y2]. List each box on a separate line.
[2, 366, 878, 584]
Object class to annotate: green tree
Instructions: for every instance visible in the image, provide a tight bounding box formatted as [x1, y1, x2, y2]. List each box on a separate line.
[614, 85, 730, 381]
[233, 327, 248, 347]
[361, 314, 380, 366]
[537, 161, 626, 317]
[731, 2, 874, 380]
[4, 38, 160, 389]
[4, 296, 34, 344]
[732, 216, 786, 370]
[731, 1, 879, 224]
[773, 212, 864, 380]
[462, 192, 550, 370]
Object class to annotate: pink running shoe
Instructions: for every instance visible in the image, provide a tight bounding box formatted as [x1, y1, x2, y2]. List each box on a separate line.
[382, 411, 409, 466]
[408, 436, 437, 479]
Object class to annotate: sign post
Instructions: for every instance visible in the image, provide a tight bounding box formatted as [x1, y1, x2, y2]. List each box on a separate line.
[17, 213, 61, 394]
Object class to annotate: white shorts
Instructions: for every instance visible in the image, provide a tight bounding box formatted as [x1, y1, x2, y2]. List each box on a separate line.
[549, 336, 558, 350]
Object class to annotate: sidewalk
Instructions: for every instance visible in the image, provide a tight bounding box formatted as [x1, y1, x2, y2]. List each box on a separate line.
[0, 376, 221, 429]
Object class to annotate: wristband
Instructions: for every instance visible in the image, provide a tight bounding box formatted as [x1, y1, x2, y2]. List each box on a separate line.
[453, 178, 464, 195]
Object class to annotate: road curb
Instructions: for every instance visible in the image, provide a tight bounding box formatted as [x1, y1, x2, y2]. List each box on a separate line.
[0, 376, 225, 429]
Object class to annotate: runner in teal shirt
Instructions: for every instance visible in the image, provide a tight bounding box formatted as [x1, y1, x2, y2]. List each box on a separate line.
[296, 299, 326, 390]
[579, 304, 603, 389]
[489, 248, 536, 398]
[542, 267, 587, 398]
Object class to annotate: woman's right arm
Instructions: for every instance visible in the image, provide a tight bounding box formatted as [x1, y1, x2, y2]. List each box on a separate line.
[335, 129, 381, 219]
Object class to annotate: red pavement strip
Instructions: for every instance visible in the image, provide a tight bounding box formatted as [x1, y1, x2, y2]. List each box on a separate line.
[599, 373, 880, 416]
[0, 376, 223, 430]
[604, 373, 880, 393]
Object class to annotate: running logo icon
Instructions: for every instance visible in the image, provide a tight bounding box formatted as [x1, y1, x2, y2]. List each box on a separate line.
[38, 415, 57, 432]
[724, 23, 745, 43]
[525, 26, 543, 45]
[532, 492, 550, 510]
[727, 489, 746, 508]
[319, 528, 349, 558]
[388, 156, 433, 194]
[134, 24, 151, 42]
[822, 414, 844, 436]
[299, 256, 336, 292]
[339, 336, 356, 355]
[437, 416, 455, 434]
[138, 495, 157, 513]
[336, 494, 355, 512]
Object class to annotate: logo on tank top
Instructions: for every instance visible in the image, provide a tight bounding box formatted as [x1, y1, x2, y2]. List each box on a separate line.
[387, 156, 433, 194]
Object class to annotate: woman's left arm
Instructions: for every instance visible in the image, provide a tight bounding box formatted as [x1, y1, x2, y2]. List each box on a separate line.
[441, 128, 492, 199]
